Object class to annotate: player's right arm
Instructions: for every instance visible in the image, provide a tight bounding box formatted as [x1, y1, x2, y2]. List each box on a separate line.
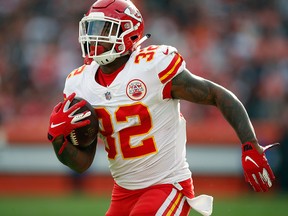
[48, 96, 97, 173]
[48, 65, 97, 173]
[52, 135, 97, 173]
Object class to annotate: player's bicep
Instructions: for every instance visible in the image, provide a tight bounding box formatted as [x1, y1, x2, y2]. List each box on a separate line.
[171, 69, 216, 105]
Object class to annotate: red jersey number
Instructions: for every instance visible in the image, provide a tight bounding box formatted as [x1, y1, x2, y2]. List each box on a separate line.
[96, 103, 157, 159]
[134, 45, 158, 64]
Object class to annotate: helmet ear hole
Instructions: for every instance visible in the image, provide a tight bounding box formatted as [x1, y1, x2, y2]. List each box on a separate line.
[131, 35, 138, 41]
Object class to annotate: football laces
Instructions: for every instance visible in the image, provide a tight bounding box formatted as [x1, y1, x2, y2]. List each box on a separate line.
[70, 130, 79, 146]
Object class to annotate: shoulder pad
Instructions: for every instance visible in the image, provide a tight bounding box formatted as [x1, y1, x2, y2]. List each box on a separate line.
[132, 45, 185, 84]
[132, 45, 179, 65]
[66, 64, 87, 80]
[157, 45, 178, 56]
[136, 45, 178, 57]
[64, 62, 97, 96]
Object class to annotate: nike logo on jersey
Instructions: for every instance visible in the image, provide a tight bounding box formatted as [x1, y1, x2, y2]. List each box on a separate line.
[163, 47, 169, 55]
[50, 122, 65, 128]
[245, 156, 259, 168]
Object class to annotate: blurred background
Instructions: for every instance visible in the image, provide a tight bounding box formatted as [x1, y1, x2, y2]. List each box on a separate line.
[0, 0, 287, 215]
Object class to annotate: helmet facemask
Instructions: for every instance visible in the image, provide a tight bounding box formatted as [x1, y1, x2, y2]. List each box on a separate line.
[79, 12, 135, 65]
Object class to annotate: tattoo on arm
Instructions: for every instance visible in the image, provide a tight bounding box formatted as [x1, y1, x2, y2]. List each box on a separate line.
[171, 70, 214, 104]
[171, 69, 257, 144]
[214, 90, 257, 143]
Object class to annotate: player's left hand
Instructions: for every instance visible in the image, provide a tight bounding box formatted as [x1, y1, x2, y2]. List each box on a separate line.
[241, 142, 279, 192]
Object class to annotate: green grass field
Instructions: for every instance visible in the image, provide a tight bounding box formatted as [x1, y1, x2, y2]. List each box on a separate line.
[0, 194, 287, 216]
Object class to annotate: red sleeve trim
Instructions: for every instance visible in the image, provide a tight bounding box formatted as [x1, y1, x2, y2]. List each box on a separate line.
[162, 80, 172, 99]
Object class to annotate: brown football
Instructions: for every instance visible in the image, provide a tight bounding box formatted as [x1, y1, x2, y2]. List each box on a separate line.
[68, 97, 98, 148]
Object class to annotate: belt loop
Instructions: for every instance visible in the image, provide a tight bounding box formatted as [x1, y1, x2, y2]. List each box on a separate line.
[173, 182, 183, 190]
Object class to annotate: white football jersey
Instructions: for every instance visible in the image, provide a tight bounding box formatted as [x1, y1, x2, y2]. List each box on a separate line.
[64, 45, 191, 190]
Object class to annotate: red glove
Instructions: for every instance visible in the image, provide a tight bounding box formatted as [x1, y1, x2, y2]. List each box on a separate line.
[242, 142, 279, 192]
[48, 93, 90, 155]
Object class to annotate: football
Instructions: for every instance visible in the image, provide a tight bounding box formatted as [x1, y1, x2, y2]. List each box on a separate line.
[68, 97, 98, 148]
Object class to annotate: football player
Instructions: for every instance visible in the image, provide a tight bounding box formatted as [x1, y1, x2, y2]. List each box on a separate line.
[48, 0, 279, 215]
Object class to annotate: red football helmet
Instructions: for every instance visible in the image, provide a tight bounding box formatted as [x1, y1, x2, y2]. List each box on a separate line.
[79, 0, 145, 65]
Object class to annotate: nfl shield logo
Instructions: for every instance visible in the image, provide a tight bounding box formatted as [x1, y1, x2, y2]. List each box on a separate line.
[105, 91, 112, 100]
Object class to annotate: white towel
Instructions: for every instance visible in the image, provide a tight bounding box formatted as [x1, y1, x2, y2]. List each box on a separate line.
[186, 194, 214, 216]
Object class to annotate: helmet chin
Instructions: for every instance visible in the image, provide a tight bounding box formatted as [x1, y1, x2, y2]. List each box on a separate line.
[93, 50, 119, 65]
